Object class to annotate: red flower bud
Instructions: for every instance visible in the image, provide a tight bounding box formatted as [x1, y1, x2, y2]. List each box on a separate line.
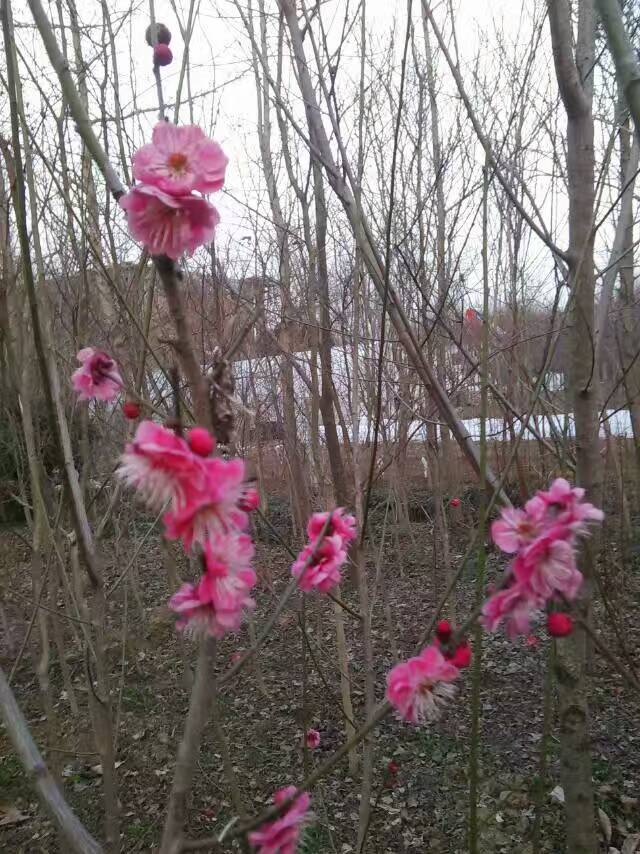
[449, 497, 461, 508]
[435, 619, 453, 643]
[387, 760, 399, 775]
[449, 641, 472, 669]
[238, 487, 260, 513]
[153, 43, 173, 67]
[187, 427, 216, 457]
[547, 612, 573, 637]
[123, 400, 141, 420]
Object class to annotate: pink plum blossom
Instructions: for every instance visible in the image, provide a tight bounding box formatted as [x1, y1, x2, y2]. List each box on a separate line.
[481, 583, 541, 639]
[291, 534, 347, 593]
[132, 123, 228, 195]
[482, 479, 603, 639]
[513, 534, 583, 602]
[204, 531, 256, 582]
[153, 43, 172, 66]
[187, 427, 216, 457]
[169, 571, 254, 639]
[163, 457, 253, 551]
[169, 533, 256, 638]
[71, 347, 123, 402]
[491, 505, 543, 553]
[306, 508, 357, 545]
[118, 420, 206, 510]
[465, 307, 483, 327]
[491, 479, 602, 556]
[291, 508, 357, 593]
[386, 644, 460, 725]
[536, 477, 604, 535]
[248, 786, 310, 854]
[435, 620, 453, 642]
[119, 184, 219, 259]
[305, 729, 320, 749]
[123, 400, 141, 420]
[547, 612, 574, 637]
[447, 640, 472, 669]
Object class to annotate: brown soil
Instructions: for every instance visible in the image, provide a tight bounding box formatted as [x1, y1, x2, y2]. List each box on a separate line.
[0, 493, 638, 853]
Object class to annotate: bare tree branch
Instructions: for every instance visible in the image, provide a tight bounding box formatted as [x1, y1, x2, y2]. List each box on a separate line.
[0, 665, 104, 854]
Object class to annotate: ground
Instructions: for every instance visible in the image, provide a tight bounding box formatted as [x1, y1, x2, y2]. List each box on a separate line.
[0, 490, 638, 853]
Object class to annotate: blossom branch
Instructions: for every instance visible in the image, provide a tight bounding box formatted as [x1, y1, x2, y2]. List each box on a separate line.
[219, 513, 334, 686]
[185, 526, 485, 850]
[160, 637, 217, 854]
[153, 255, 211, 427]
[253, 507, 362, 621]
[26, 0, 212, 431]
[148, 0, 166, 121]
[181, 703, 391, 851]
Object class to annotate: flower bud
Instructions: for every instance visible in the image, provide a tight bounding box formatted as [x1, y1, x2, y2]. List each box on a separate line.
[153, 43, 173, 67]
[187, 427, 215, 457]
[547, 612, 573, 637]
[123, 400, 141, 420]
[448, 641, 472, 669]
[435, 619, 452, 643]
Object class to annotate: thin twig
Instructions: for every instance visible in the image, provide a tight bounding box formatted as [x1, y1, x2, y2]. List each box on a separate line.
[219, 514, 334, 686]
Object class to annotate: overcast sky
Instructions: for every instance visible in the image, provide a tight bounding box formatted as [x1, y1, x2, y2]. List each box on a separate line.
[92, 0, 546, 242]
[11, 0, 624, 308]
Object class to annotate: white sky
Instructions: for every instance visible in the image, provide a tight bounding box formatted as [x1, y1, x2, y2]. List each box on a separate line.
[10, 0, 627, 309]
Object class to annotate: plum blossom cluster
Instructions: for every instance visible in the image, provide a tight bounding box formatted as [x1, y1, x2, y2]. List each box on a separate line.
[385, 478, 602, 727]
[120, 122, 228, 259]
[170, 532, 257, 639]
[481, 478, 603, 638]
[72, 347, 123, 402]
[117, 420, 259, 638]
[386, 618, 472, 725]
[249, 787, 310, 854]
[290, 508, 357, 592]
[386, 643, 462, 725]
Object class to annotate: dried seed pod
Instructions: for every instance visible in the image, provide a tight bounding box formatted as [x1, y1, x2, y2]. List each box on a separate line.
[145, 22, 172, 46]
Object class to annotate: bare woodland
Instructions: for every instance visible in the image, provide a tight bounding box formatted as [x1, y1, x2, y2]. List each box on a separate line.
[0, 0, 639, 852]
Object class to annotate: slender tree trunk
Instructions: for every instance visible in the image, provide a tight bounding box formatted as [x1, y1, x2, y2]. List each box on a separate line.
[313, 162, 351, 511]
[250, 0, 310, 533]
[617, 109, 640, 492]
[422, 14, 453, 488]
[547, 2, 599, 851]
[274, 0, 508, 501]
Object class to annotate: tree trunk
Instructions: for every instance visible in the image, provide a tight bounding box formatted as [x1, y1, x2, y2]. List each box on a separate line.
[313, 162, 352, 511]
[250, 0, 310, 532]
[547, 2, 599, 851]
[617, 109, 640, 495]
